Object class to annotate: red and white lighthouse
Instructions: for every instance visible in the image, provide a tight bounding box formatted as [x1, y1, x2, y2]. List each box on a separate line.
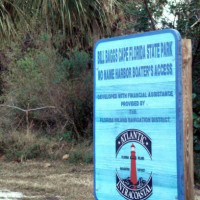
[130, 144, 137, 189]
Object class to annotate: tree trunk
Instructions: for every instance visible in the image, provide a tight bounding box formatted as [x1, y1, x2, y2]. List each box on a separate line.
[143, 0, 156, 30]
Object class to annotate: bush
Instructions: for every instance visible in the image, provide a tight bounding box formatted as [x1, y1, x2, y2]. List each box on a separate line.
[0, 33, 93, 140]
[0, 131, 54, 160]
[194, 152, 200, 183]
[0, 130, 84, 161]
[68, 151, 93, 164]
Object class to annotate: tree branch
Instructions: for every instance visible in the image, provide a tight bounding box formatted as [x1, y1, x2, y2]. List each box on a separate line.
[27, 106, 56, 112]
[0, 104, 56, 134]
[0, 105, 26, 112]
[191, 18, 200, 28]
[143, 0, 156, 30]
[0, 105, 55, 112]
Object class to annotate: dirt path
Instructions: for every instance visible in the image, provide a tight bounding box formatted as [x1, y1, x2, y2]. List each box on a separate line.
[0, 160, 94, 200]
[0, 160, 199, 200]
[196, 189, 200, 200]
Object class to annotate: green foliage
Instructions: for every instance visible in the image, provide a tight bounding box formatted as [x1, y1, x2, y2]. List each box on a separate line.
[0, 1, 25, 38]
[56, 131, 73, 142]
[0, 0, 121, 48]
[69, 151, 93, 164]
[61, 50, 91, 79]
[193, 93, 200, 153]
[194, 152, 200, 182]
[120, 0, 167, 32]
[0, 33, 93, 140]
[18, 0, 116, 34]
[2, 48, 59, 107]
[0, 131, 52, 160]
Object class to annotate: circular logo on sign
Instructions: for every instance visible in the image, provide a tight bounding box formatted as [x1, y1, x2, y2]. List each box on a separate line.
[116, 129, 153, 200]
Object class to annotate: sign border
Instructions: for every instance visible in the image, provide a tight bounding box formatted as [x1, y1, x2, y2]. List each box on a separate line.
[93, 29, 183, 200]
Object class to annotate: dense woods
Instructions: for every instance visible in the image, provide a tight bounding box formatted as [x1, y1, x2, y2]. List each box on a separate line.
[0, 0, 199, 183]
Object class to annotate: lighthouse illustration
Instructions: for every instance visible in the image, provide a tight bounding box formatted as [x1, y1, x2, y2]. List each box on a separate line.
[116, 129, 153, 200]
[130, 144, 137, 189]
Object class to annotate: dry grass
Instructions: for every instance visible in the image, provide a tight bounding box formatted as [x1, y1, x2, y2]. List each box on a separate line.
[0, 160, 94, 200]
[0, 160, 199, 200]
[196, 189, 200, 200]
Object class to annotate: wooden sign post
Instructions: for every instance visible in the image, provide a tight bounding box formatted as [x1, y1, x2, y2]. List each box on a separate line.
[93, 29, 194, 200]
[182, 39, 194, 200]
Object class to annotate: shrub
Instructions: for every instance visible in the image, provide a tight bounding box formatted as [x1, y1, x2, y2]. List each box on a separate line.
[0, 33, 93, 140]
[0, 131, 53, 160]
[66, 139, 93, 164]
[68, 151, 93, 164]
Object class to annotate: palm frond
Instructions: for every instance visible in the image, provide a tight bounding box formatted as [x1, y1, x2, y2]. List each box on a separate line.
[0, 0, 25, 38]
[17, 0, 119, 36]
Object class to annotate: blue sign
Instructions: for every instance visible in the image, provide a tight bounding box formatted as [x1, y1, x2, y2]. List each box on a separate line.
[93, 29, 184, 200]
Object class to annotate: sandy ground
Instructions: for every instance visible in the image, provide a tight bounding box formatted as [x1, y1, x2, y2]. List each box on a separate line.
[196, 189, 200, 200]
[0, 160, 199, 200]
[0, 160, 94, 200]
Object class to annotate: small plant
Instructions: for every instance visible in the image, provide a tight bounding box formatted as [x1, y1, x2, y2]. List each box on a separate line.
[0, 131, 58, 160]
[68, 151, 93, 164]
[82, 152, 93, 164]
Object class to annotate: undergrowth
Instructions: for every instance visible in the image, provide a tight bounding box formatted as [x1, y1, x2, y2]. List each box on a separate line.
[0, 130, 93, 163]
